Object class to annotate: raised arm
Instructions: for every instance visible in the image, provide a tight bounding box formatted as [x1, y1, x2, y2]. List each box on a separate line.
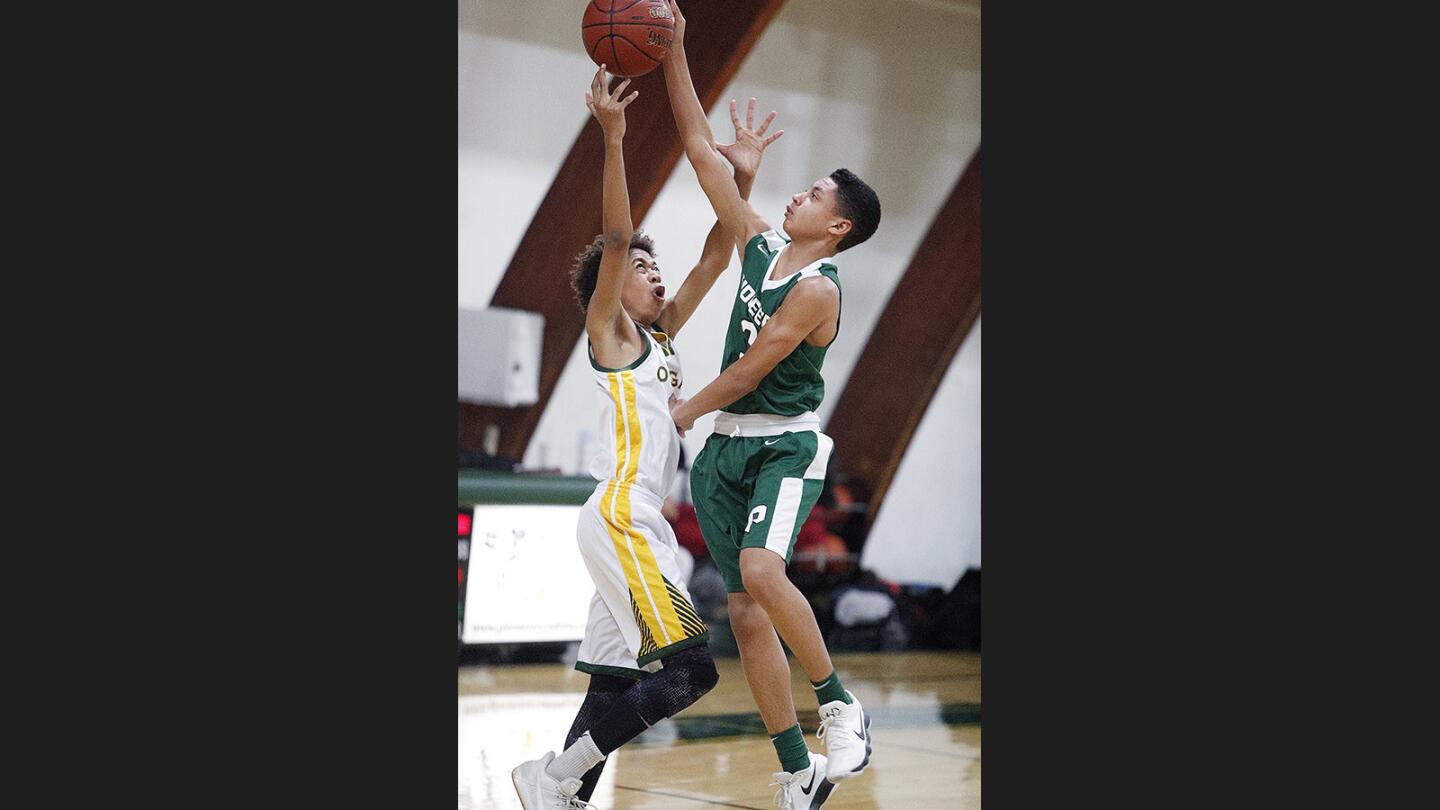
[662, 0, 776, 254]
[655, 99, 782, 337]
[583, 65, 641, 353]
[669, 277, 839, 433]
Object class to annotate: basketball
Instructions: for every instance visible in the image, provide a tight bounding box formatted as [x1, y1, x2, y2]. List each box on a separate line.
[582, 0, 675, 78]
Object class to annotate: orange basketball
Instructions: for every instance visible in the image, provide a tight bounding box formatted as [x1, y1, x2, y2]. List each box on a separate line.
[582, 0, 675, 78]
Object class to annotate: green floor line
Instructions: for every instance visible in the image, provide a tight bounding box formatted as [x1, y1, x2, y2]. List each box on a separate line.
[628, 702, 982, 747]
[613, 784, 767, 809]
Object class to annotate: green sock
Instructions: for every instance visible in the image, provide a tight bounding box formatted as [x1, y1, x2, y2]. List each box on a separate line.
[811, 671, 852, 706]
[770, 724, 811, 773]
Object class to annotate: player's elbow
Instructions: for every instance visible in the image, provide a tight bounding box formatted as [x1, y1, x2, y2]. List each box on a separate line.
[682, 138, 719, 166]
[693, 255, 726, 277]
[601, 228, 632, 249]
[680, 145, 707, 171]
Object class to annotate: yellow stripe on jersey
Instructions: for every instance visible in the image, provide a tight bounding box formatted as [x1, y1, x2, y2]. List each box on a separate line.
[618, 371, 686, 643]
[615, 482, 686, 644]
[602, 372, 647, 638]
[609, 374, 627, 481]
[599, 373, 624, 562]
[601, 371, 686, 647]
[619, 371, 641, 484]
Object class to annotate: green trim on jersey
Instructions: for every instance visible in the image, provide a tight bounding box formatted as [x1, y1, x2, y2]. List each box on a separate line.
[649, 328, 676, 357]
[719, 231, 841, 416]
[574, 661, 649, 680]
[635, 632, 711, 667]
[588, 321, 654, 373]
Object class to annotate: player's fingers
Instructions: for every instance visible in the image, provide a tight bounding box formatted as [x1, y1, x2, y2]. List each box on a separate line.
[763, 129, 785, 147]
[613, 78, 632, 100]
[619, 90, 640, 108]
[729, 99, 742, 132]
[592, 65, 606, 95]
[755, 110, 777, 136]
[746, 97, 756, 130]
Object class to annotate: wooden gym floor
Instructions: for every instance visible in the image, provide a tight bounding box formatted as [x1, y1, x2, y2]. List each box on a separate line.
[459, 650, 980, 809]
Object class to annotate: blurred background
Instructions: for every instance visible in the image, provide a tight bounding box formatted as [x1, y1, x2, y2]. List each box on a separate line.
[459, 1, 979, 806]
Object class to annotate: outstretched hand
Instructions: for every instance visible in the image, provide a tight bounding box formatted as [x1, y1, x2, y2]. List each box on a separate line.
[665, 0, 686, 56]
[716, 97, 784, 177]
[585, 64, 638, 138]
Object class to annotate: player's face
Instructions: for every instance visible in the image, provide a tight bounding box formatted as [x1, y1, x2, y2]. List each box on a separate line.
[620, 248, 665, 324]
[783, 177, 849, 243]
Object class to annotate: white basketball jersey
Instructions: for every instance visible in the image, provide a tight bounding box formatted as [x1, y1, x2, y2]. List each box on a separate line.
[587, 324, 684, 500]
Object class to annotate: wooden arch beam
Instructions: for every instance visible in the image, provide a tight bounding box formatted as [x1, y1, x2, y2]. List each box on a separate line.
[460, 0, 788, 459]
[823, 148, 981, 529]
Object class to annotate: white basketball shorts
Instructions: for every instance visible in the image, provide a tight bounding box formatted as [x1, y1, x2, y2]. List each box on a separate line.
[574, 480, 709, 679]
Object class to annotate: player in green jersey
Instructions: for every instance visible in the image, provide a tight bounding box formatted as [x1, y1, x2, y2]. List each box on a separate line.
[660, 3, 883, 806]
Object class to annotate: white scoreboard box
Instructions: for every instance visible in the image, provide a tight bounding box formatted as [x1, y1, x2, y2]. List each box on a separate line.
[461, 504, 591, 644]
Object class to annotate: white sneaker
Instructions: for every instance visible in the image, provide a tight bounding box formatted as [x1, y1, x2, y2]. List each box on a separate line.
[770, 752, 836, 809]
[510, 751, 590, 809]
[816, 691, 872, 781]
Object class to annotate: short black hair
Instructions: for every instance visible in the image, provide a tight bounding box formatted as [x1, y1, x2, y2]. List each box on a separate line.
[569, 230, 657, 313]
[829, 168, 881, 252]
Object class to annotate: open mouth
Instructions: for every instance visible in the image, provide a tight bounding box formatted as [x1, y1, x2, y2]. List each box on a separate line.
[651, 285, 666, 300]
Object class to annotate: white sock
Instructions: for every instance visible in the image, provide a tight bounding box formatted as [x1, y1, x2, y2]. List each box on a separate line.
[545, 732, 605, 782]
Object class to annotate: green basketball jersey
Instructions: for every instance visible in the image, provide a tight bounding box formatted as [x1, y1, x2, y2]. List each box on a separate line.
[719, 230, 841, 416]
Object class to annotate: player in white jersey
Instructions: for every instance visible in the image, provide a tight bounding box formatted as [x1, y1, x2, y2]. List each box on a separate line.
[512, 63, 783, 810]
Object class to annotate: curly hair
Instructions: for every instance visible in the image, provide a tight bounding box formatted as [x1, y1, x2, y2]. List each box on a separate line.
[569, 230, 657, 313]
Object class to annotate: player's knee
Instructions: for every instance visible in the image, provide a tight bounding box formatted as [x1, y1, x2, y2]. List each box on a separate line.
[739, 549, 786, 599]
[691, 651, 719, 696]
[668, 646, 718, 699]
[727, 593, 768, 635]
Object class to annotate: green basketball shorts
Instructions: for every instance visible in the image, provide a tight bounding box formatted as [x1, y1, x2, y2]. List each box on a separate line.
[689, 413, 834, 593]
